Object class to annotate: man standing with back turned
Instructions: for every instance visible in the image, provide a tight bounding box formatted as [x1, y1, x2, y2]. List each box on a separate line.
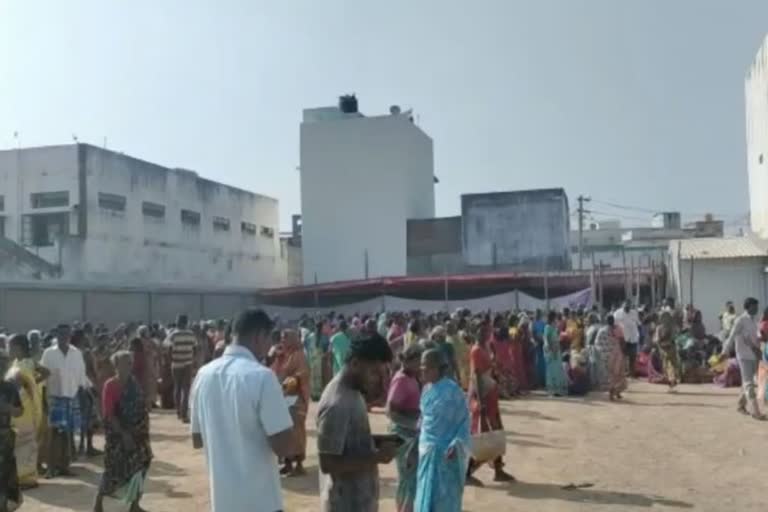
[190, 309, 295, 512]
[166, 314, 196, 424]
[722, 297, 765, 420]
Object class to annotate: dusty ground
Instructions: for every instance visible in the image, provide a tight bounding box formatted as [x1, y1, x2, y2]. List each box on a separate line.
[22, 381, 766, 512]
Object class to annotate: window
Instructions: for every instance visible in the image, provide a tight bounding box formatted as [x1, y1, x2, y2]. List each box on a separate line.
[241, 221, 257, 236]
[98, 192, 126, 212]
[0, 195, 4, 212]
[21, 213, 68, 246]
[181, 209, 201, 227]
[260, 226, 275, 238]
[142, 201, 165, 219]
[31, 191, 69, 209]
[213, 216, 230, 232]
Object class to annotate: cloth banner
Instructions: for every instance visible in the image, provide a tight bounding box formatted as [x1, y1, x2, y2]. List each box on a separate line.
[262, 288, 593, 322]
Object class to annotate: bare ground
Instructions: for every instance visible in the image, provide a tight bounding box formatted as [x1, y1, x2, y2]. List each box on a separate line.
[22, 381, 765, 511]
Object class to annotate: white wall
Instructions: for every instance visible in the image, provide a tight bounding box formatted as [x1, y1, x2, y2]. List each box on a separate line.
[0, 144, 288, 288]
[76, 145, 284, 287]
[746, 35, 768, 237]
[300, 112, 434, 283]
[671, 257, 767, 334]
[0, 145, 80, 262]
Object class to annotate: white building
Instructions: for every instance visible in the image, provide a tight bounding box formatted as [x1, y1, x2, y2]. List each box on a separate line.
[746, 35, 768, 237]
[300, 97, 435, 283]
[0, 144, 287, 288]
[668, 237, 768, 334]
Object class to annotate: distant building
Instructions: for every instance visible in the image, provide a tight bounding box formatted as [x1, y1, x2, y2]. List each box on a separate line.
[569, 212, 725, 270]
[406, 188, 571, 275]
[462, 189, 570, 270]
[300, 95, 435, 284]
[746, 35, 768, 237]
[0, 144, 287, 287]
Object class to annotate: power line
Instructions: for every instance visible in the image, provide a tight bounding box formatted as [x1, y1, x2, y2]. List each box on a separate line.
[589, 197, 745, 220]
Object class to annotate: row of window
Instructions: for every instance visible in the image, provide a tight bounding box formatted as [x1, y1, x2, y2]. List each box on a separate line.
[16, 190, 274, 238]
[97, 193, 275, 238]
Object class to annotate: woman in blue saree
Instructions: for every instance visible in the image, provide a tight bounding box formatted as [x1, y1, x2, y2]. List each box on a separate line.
[543, 310, 569, 396]
[414, 349, 471, 512]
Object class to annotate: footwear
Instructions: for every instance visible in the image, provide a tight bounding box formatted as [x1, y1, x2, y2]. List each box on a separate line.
[465, 475, 485, 487]
[493, 470, 516, 483]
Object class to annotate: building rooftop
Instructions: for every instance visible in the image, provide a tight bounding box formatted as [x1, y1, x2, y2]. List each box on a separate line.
[672, 237, 768, 260]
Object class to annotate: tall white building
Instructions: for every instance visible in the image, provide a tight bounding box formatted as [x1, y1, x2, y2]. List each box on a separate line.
[300, 97, 435, 283]
[746, 35, 768, 237]
[0, 144, 288, 287]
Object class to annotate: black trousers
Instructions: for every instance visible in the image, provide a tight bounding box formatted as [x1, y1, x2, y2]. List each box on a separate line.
[172, 366, 192, 420]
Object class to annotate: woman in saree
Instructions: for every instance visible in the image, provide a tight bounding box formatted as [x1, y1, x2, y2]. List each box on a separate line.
[93, 351, 152, 512]
[0, 351, 23, 512]
[307, 321, 330, 401]
[414, 349, 470, 512]
[446, 320, 469, 390]
[543, 311, 569, 396]
[598, 315, 628, 400]
[490, 318, 515, 398]
[467, 322, 514, 486]
[271, 329, 310, 477]
[655, 311, 681, 391]
[386, 344, 423, 512]
[509, 314, 531, 393]
[7, 334, 48, 490]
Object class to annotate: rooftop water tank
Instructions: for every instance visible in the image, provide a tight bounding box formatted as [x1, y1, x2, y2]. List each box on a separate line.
[339, 94, 358, 114]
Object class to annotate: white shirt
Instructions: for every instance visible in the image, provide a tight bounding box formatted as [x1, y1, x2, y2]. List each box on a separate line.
[190, 344, 293, 512]
[613, 308, 640, 344]
[40, 343, 91, 398]
[724, 311, 760, 361]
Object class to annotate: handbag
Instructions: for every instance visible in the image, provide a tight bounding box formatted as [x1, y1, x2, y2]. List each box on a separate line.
[470, 410, 506, 463]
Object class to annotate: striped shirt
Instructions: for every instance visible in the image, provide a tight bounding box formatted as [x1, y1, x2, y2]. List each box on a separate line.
[168, 329, 197, 368]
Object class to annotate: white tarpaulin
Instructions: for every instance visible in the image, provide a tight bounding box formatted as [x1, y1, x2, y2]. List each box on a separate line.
[262, 288, 593, 322]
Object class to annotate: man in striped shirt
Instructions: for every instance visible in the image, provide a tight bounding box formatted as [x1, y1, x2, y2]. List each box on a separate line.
[166, 314, 197, 424]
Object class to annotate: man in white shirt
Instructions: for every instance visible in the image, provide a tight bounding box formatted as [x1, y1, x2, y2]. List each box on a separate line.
[40, 324, 92, 478]
[722, 297, 765, 420]
[614, 300, 640, 377]
[190, 309, 295, 512]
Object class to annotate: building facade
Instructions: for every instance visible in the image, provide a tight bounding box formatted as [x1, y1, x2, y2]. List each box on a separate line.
[300, 97, 435, 284]
[0, 144, 287, 287]
[462, 189, 570, 271]
[746, 35, 768, 238]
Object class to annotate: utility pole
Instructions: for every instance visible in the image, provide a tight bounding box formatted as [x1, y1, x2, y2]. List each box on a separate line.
[577, 195, 591, 271]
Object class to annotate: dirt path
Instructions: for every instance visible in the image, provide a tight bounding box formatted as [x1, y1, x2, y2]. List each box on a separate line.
[22, 381, 765, 511]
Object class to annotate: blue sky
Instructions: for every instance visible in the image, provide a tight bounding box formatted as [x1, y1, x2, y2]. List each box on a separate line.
[1, 0, 766, 230]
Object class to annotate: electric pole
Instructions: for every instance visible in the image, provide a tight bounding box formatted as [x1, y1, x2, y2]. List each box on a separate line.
[577, 195, 591, 271]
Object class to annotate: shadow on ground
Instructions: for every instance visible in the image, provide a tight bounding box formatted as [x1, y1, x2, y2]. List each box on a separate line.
[499, 480, 694, 508]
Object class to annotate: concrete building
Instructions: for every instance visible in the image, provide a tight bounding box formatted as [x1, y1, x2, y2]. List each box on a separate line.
[300, 96, 435, 283]
[0, 144, 287, 287]
[746, 35, 768, 238]
[570, 213, 725, 270]
[406, 189, 571, 276]
[668, 237, 768, 333]
[462, 189, 570, 271]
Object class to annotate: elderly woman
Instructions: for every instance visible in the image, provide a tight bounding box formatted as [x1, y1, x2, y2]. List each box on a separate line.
[414, 349, 470, 512]
[386, 344, 423, 512]
[271, 329, 310, 477]
[93, 351, 152, 512]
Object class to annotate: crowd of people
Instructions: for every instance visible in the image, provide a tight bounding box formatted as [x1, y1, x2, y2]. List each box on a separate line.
[0, 294, 766, 511]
